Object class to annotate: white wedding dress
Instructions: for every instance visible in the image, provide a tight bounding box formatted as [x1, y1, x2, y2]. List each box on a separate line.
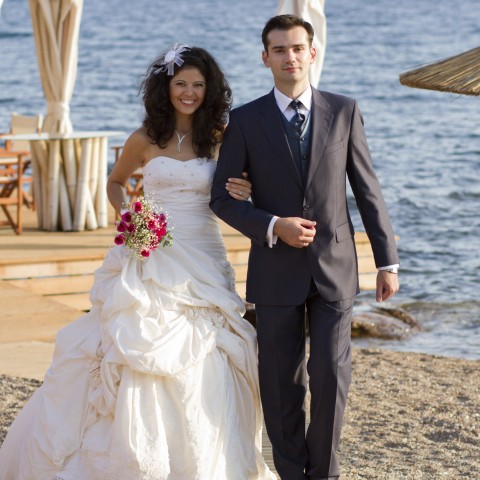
[0, 156, 276, 480]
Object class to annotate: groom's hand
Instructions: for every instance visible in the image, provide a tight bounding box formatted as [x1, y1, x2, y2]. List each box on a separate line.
[273, 217, 316, 248]
[376, 271, 399, 302]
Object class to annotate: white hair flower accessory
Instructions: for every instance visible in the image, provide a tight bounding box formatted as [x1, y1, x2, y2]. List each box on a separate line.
[155, 44, 190, 76]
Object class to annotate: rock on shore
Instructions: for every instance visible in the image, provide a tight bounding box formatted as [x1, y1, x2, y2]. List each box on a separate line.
[1, 348, 479, 479]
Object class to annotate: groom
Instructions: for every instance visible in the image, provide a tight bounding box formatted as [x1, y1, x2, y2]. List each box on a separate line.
[211, 14, 399, 480]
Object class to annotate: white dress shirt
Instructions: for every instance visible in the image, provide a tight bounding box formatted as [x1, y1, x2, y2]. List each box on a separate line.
[274, 86, 312, 122]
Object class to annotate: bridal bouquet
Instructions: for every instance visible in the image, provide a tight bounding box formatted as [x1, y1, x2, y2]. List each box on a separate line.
[114, 196, 173, 259]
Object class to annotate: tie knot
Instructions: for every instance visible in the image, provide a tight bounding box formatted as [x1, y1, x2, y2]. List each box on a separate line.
[290, 100, 302, 113]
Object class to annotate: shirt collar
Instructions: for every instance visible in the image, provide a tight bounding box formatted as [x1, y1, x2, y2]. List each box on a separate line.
[274, 86, 313, 114]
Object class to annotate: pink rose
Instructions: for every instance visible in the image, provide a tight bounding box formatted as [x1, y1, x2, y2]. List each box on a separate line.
[121, 211, 132, 223]
[114, 234, 125, 245]
[117, 221, 127, 232]
[133, 201, 143, 213]
[127, 223, 136, 233]
[140, 249, 150, 257]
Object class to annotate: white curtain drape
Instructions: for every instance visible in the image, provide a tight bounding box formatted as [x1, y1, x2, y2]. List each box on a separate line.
[276, 0, 327, 88]
[27, 0, 110, 233]
[29, 0, 83, 134]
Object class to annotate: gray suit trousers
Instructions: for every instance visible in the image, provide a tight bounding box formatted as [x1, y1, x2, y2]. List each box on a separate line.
[255, 281, 353, 480]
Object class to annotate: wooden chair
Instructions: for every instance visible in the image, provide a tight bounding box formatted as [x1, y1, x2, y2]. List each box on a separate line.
[0, 113, 43, 210]
[2, 113, 43, 151]
[0, 151, 27, 234]
[112, 145, 144, 203]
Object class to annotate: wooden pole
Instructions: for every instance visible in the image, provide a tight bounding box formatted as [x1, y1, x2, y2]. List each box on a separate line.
[73, 138, 92, 231]
[96, 137, 108, 228]
[29, 141, 45, 229]
[47, 140, 61, 231]
[39, 141, 49, 230]
[85, 190, 98, 231]
[89, 137, 99, 200]
[58, 169, 73, 231]
[62, 139, 77, 207]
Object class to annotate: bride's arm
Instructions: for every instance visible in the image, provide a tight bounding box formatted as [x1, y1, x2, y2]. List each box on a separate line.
[226, 172, 252, 201]
[107, 130, 147, 213]
[215, 137, 251, 202]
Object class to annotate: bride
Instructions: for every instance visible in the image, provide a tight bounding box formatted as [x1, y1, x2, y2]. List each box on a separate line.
[0, 45, 276, 480]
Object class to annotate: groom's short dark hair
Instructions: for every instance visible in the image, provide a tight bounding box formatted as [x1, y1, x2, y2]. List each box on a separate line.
[261, 14, 315, 51]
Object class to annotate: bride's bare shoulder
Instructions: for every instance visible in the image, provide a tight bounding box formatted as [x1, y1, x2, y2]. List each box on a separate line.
[126, 127, 153, 148]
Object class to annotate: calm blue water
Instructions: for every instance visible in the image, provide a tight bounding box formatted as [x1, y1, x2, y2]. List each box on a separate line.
[1, 0, 479, 359]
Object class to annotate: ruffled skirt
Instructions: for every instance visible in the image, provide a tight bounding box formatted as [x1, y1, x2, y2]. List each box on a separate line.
[0, 241, 275, 480]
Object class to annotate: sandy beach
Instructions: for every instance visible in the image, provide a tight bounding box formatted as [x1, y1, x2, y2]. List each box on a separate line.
[340, 348, 479, 479]
[1, 347, 478, 479]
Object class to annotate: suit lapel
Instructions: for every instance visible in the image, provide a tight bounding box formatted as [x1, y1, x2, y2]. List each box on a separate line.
[305, 89, 334, 191]
[258, 90, 303, 189]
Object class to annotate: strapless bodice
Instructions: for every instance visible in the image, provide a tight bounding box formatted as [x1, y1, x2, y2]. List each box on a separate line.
[142, 156, 219, 243]
[143, 155, 216, 212]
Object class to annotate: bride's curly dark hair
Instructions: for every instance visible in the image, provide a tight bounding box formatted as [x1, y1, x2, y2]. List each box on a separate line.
[140, 47, 232, 159]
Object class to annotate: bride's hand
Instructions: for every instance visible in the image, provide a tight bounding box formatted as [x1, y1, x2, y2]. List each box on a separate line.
[226, 172, 252, 201]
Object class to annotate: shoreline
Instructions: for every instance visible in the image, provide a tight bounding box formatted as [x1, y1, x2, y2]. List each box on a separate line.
[1, 347, 478, 478]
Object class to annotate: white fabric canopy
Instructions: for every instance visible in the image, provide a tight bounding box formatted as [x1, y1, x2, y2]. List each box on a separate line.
[276, 0, 327, 88]
[29, 0, 83, 134]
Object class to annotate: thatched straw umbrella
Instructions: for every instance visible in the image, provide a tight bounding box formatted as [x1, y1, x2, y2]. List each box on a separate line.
[399, 46, 480, 96]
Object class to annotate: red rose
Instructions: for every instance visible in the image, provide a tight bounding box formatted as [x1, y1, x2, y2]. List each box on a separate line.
[121, 211, 132, 223]
[133, 201, 143, 213]
[117, 221, 127, 232]
[147, 220, 156, 230]
[114, 234, 125, 245]
[127, 223, 136, 233]
[140, 250, 150, 257]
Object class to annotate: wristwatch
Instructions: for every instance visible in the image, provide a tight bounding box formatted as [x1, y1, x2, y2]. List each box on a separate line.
[382, 267, 398, 274]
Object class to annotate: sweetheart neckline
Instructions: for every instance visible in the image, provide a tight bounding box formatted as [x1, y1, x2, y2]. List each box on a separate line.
[143, 155, 210, 169]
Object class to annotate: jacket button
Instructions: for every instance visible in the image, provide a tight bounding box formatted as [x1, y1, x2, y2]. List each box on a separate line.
[303, 205, 310, 211]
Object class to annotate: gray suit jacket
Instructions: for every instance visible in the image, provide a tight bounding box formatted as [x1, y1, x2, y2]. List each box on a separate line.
[210, 88, 399, 304]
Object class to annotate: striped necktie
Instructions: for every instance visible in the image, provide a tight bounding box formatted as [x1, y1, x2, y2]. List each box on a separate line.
[289, 100, 306, 136]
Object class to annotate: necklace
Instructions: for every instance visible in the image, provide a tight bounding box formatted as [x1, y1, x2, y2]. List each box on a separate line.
[174, 130, 192, 152]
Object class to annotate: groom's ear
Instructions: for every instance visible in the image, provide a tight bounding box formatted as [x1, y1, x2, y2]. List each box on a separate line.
[262, 50, 270, 68]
